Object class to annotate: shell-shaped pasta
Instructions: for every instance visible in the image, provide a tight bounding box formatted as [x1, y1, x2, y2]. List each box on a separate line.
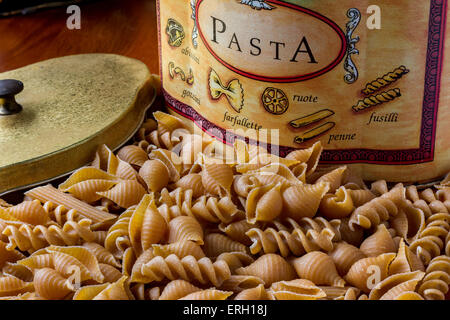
[140, 254, 231, 287]
[5, 200, 50, 226]
[34, 268, 73, 300]
[153, 111, 187, 136]
[17, 253, 54, 271]
[417, 255, 450, 300]
[168, 216, 204, 245]
[234, 284, 275, 300]
[368, 271, 425, 300]
[285, 141, 323, 176]
[203, 233, 248, 257]
[117, 145, 149, 167]
[99, 263, 123, 283]
[269, 279, 326, 300]
[318, 286, 360, 300]
[389, 238, 425, 275]
[174, 174, 205, 198]
[129, 194, 168, 255]
[122, 247, 136, 277]
[219, 220, 254, 245]
[233, 175, 260, 198]
[191, 196, 242, 224]
[179, 289, 233, 300]
[93, 276, 134, 300]
[82, 242, 121, 268]
[139, 159, 170, 192]
[149, 149, 182, 182]
[201, 163, 234, 197]
[64, 179, 118, 203]
[159, 280, 201, 300]
[394, 291, 424, 300]
[2, 218, 97, 253]
[319, 186, 355, 219]
[246, 183, 283, 223]
[282, 182, 330, 220]
[219, 275, 265, 292]
[329, 242, 366, 276]
[348, 184, 405, 230]
[152, 241, 205, 260]
[292, 251, 345, 287]
[247, 163, 303, 186]
[58, 167, 117, 192]
[0, 276, 34, 297]
[97, 180, 146, 209]
[360, 224, 396, 257]
[344, 253, 396, 293]
[2, 262, 34, 282]
[130, 248, 155, 283]
[47, 246, 104, 283]
[0, 241, 25, 268]
[315, 166, 347, 193]
[390, 203, 426, 242]
[236, 254, 296, 286]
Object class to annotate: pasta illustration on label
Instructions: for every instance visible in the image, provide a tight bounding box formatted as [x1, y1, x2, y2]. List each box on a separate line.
[208, 68, 244, 113]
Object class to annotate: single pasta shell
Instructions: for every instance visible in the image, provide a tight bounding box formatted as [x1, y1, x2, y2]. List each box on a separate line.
[0, 276, 34, 297]
[203, 233, 248, 257]
[34, 268, 73, 300]
[17, 253, 54, 271]
[368, 270, 425, 300]
[117, 145, 149, 167]
[348, 189, 376, 207]
[219, 275, 265, 292]
[65, 179, 118, 203]
[139, 159, 170, 192]
[329, 242, 366, 276]
[233, 175, 260, 198]
[270, 279, 326, 300]
[285, 141, 323, 176]
[58, 167, 117, 191]
[292, 251, 345, 287]
[149, 149, 182, 182]
[159, 280, 201, 300]
[315, 166, 347, 193]
[97, 180, 147, 208]
[319, 186, 355, 219]
[394, 291, 424, 300]
[339, 218, 364, 247]
[0, 240, 25, 268]
[234, 284, 275, 300]
[345, 253, 396, 293]
[6, 200, 50, 226]
[360, 224, 396, 257]
[141, 208, 168, 252]
[168, 216, 204, 245]
[282, 182, 330, 220]
[236, 254, 296, 286]
[174, 174, 205, 198]
[154, 111, 186, 135]
[254, 184, 283, 222]
[178, 289, 233, 300]
[153, 241, 205, 260]
[389, 238, 425, 275]
[201, 163, 234, 197]
[216, 252, 255, 274]
[51, 251, 94, 283]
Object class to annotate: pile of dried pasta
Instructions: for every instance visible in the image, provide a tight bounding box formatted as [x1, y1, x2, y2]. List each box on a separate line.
[0, 111, 449, 300]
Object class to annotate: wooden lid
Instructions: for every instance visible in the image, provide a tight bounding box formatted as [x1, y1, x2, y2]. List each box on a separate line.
[0, 53, 156, 195]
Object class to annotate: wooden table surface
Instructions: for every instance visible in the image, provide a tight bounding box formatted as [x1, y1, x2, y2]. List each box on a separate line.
[0, 0, 160, 74]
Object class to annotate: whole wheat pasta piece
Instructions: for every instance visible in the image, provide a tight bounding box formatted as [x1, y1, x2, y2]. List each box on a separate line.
[2, 218, 97, 254]
[329, 242, 366, 276]
[150, 111, 189, 150]
[0, 275, 34, 297]
[338, 217, 364, 247]
[82, 242, 121, 268]
[348, 183, 406, 231]
[34, 268, 74, 300]
[139, 254, 231, 287]
[234, 284, 275, 300]
[389, 238, 425, 276]
[41, 202, 83, 226]
[215, 252, 255, 273]
[203, 233, 248, 257]
[285, 141, 323, 177]
[179, 289, 233, 300]
[167, 216, 204, 245]
[368, 270, 425, 300]
[389, 201, 426, 243]
[282, 182, 330, 220]
[319, 186, 355, 219]
[245, 183, 283, 224]
[25, 184, 117, 224]
[152, 241, 205, 260]
[348, 189, 376, 207]
[218, 220, 256, 246]
[269, 279, 326, 300]
[291, 252, 345, 287]
[236, 254, 296, 287]
[318, 286, 361, 300]
[409, 212, 450, 266]
[91, 276, 134, 300]
[1, 262, 34, 282]
[360, 224, 397, 257]
[104, 207, 134, 259]
[189, 195, 244, 224]
[139, 159, 170, 193]
[117, 145, 149, 168]
[92, 144, 139, 181]
[416, 255, 450, 300]
[315, 166, 347, 193]
[0, 240, 25, 269]
[4, 200, 52, 226]
[158, 280, 201, 300]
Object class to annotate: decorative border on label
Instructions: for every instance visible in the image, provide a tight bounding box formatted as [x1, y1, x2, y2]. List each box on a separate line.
[158, 0, 447, 165]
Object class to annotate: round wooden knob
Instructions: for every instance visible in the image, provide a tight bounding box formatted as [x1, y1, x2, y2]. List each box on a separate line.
[0, 79, 24, 116]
